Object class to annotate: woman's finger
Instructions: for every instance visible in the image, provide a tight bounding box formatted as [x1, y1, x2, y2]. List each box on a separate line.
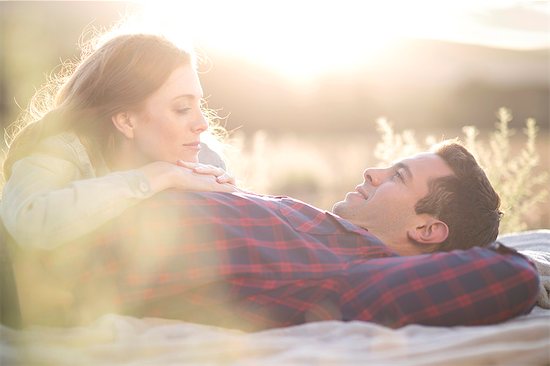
[178, 160, 214, 172]
[216, 173, 236, 185]
[177, 160, 198, 168]
[177, 160, 235, 184]
[200, 175, 237, 193]
[193, 165, 226, 177]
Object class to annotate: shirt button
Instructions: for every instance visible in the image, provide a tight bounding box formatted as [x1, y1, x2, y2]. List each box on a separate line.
[139, 181, 150, 194]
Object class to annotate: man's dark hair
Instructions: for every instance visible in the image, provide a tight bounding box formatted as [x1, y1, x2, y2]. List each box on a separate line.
[415, 140, 502, 251]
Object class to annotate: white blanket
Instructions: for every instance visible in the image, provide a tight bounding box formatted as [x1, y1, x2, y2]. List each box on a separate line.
[499, 230, 550, 309]
[2, 230, 549, 366]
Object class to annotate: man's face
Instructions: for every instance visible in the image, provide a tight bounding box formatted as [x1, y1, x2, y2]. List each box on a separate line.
[332, 152, 454, 248]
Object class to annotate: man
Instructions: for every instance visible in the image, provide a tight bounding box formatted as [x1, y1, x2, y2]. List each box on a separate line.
[332, 140, 502, 255]
[21, 141, 540, 329]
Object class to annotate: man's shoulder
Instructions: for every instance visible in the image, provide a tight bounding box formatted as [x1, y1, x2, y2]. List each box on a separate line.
[139, 191, 324, 220]
[151, 191, 369, 237]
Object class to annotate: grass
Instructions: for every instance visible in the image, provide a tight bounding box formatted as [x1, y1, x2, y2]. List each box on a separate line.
[224, 108, 549, 233]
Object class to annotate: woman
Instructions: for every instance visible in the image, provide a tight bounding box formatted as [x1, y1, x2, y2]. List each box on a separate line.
[1, 32, 236, 251]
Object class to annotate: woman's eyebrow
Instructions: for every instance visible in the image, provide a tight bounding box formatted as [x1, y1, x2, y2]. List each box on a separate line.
[172, 94, 201, 101]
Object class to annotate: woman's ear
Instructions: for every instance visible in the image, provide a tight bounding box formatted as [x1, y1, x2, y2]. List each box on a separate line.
[111, 112, 135, 139]
[407, 217, 449, 246]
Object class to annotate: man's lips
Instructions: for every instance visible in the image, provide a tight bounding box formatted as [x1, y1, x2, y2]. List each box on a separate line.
[355, 186, 369, 200]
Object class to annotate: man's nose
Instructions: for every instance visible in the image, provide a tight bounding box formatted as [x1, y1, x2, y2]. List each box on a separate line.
[363, 168, 382, 186]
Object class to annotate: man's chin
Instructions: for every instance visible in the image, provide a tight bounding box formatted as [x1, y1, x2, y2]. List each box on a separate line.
[331, 201, 359, 221]
[331, 200, 345, 216]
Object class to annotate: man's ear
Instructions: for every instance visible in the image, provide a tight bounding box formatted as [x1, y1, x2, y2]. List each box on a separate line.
[111, 112, 135, 139]
[407, 217, 449, 245]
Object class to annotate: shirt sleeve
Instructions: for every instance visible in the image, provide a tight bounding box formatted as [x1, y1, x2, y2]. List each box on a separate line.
[227, 245, 540, 329]
[0, 154, 154, 250]
[340, 244, 540, 327]
[198, 142, 226, 170]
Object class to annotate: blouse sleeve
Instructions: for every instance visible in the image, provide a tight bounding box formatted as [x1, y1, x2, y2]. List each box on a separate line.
[0, 153, 154, 250]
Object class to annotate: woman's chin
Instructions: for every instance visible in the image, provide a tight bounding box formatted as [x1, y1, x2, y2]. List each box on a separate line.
[178, 153, 200, 163]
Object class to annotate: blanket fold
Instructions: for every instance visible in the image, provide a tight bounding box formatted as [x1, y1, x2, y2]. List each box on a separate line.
[499, 229, 550, 309]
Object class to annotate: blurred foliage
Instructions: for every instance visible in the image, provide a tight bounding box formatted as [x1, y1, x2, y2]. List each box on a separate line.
[373, 108, 548, 233]
[226, 131, 334, 204]
[464, 110, 548, 233]
[0, 2, 137, 134]
[227, 109, 549, 233]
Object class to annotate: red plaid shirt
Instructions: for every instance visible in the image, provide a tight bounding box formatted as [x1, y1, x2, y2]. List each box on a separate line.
[82, 191, 538, 330]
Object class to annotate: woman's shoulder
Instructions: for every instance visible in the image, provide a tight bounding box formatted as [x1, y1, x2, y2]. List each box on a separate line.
[37, 131, 80, 155]
[33, 132, 95, 176]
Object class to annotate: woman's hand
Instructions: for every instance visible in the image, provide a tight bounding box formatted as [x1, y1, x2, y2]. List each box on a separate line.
[176, 161, 236, 185]
[137, 161, 238, 194]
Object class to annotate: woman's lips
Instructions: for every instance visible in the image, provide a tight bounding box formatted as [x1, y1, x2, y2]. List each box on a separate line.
[182, 142, 201, 150]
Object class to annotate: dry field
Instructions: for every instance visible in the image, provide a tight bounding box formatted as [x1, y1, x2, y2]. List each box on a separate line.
[223, 122, 549, 233]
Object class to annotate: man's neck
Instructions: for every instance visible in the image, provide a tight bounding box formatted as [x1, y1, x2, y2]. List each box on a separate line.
[363, 229, 421, 256]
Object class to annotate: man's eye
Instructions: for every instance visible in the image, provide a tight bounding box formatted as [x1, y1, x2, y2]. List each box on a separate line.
[393, 170, 404, 182]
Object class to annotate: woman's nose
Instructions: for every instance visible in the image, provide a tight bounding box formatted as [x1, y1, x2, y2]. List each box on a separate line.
[192, 111, 209, 134]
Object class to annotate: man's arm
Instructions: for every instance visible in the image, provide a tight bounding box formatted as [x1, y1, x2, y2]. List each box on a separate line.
[340, 243, 539, 327]
[170, 243, 539, 330]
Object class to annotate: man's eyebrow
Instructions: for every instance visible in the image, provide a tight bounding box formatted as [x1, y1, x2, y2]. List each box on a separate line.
[394, 162, 413, 181]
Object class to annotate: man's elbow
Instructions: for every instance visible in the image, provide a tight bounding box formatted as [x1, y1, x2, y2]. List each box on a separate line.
[514, 253, 540, 315]
[491, 248, 540, 322]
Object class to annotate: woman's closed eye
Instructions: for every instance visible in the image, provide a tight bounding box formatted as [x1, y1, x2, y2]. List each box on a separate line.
[175, 107, 192, 115]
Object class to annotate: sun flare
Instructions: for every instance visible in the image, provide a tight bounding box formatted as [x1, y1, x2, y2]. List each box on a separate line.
[132, 1, 430, 80]
[131, 0, 550, 80]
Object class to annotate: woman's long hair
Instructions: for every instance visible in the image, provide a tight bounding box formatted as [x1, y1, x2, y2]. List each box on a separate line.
[3, 33, 196, 179]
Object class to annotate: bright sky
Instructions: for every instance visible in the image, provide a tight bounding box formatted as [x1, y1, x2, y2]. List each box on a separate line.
[130, 0, 549, 78]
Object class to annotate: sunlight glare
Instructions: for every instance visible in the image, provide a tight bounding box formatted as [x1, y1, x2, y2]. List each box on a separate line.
[134, 0, 423, 80]
[132, 0, 550, 80]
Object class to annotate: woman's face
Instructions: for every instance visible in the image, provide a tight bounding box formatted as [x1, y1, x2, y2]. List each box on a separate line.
[127, 64, 208, 164]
